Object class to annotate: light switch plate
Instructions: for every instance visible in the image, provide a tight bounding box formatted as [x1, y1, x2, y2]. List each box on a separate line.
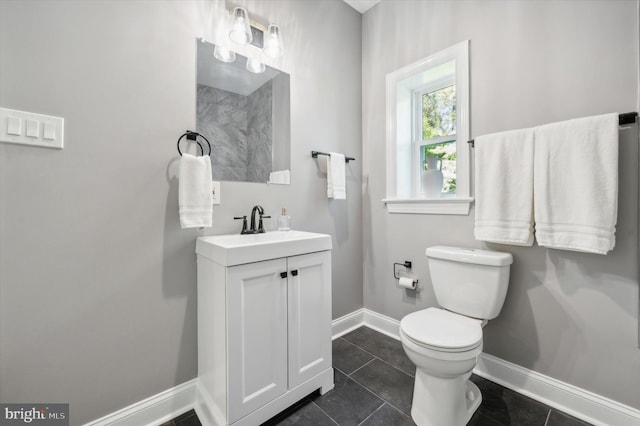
[0, 108, 64, 149]
[212, 181, 221, 205]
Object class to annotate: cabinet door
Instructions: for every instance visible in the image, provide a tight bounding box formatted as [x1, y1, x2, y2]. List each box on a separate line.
[287, 251, 332, 388]
[227, 258, 288, 423]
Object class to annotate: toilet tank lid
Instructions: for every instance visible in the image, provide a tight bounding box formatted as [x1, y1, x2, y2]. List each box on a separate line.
[426, 246, 513, 266]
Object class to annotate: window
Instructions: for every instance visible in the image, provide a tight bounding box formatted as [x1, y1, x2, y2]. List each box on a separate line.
[384, 41, 471, 215]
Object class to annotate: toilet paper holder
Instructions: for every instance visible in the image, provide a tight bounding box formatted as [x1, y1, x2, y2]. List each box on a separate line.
[393, 261, 419, 288]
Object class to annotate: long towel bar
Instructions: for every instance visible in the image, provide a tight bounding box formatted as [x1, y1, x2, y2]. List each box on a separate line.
[467, 112, 638, 148]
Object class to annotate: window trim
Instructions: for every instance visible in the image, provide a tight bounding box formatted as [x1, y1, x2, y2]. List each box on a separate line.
[383, 40, 472, 215]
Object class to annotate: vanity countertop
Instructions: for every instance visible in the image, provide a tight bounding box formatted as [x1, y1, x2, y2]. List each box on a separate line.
[196, 230, 332, 266]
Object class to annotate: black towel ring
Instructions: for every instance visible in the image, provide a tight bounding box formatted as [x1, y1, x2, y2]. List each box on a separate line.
[177, 130, 212, 157]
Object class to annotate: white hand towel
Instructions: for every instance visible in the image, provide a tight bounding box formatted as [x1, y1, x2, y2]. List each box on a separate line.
[269, 169, 290, 185]
[179, 154, 213, 229]
[533, 113, 618, 254]
[327, 152, 346, 200]
[474, 128, 535, 246]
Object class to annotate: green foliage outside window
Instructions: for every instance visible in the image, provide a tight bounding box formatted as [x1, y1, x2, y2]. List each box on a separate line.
[423, 143, 456, 192]
[421, 85, 457, 193]
[422, 85, 456, 139]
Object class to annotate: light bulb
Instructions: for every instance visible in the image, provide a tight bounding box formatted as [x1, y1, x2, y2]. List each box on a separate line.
[246, 56, 265, 74]
[263, 24, 284, 58]
[229, 7, 252, 45]
[213, 45, 236, 63]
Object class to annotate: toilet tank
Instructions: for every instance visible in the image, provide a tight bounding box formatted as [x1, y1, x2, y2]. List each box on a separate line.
[426, 246, 513, 320]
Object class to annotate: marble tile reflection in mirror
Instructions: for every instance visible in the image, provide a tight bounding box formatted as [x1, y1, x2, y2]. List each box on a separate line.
[196, 39, 290, 183]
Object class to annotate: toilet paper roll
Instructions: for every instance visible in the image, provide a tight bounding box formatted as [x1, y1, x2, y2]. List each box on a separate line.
[398, 277, 416, 290]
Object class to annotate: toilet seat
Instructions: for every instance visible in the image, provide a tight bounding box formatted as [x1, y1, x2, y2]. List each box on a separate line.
[400, 308, 482, 353]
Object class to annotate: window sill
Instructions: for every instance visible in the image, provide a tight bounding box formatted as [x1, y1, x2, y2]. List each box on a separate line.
[382, 197, 473, 215]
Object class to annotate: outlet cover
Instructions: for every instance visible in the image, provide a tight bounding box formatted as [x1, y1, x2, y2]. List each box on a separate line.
[212, 181, 221, 205]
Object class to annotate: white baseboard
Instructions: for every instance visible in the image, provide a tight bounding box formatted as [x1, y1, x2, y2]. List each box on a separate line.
[84, 379, 196, 426]
[362, 309, 400, 339]
[332, 308, 640, 426]
[331, 308, 400, 340]
[331, 308, 364, 339]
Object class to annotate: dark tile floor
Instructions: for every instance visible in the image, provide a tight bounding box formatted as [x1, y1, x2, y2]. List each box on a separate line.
[164, 326, 592, 426]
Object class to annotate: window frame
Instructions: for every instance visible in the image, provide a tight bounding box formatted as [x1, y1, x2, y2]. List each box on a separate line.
[383, 40, 472, 215]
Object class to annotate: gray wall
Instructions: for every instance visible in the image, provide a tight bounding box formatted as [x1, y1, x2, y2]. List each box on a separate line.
[362, 0, 640, 410]
[0, 0, 362, 424]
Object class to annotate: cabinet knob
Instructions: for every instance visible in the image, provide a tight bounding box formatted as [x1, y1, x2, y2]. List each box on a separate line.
[291, 270, 298, 276]
[280, 272, 288, 279]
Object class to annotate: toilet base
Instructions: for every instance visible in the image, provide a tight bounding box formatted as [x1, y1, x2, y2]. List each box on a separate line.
[410, 369, 482, 426]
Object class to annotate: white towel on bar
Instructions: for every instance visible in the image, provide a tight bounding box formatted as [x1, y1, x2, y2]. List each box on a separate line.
[533, 113, 619, 254]
[474, 128, 535, 245]
[327, 152, 346, 200]
[179, 153, 213, 228]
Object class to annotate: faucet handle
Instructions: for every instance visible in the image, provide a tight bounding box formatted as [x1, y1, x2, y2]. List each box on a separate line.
[234, 216, 248, 234]
[258, 214, 271, 233]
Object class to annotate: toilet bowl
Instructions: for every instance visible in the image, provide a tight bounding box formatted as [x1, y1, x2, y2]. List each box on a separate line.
[400, 308, 483, 426]
[400, 246, 513, 426]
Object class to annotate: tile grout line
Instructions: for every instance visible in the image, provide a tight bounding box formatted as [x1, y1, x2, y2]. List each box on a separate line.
[326, 366, 398, 421]
[341, 369, 388, 405]
[343, 336, 416, 378]
[342, 328, 419, 419]
[346, 358, 377, 377]
[347, 371, 413, 421]
[356, 402, 387, 426]
[310, 399, 342, 426]
[366, 353, 415, 379]
[543, 408, 552, 426]
[340, 352, 414, 418]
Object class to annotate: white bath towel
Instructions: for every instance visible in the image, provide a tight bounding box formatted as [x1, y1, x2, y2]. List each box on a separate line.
[474, 128, 535, 246]
[533, 113, 618, 254]
[179, 153, 213, 229]
[327, 152, 346, 200]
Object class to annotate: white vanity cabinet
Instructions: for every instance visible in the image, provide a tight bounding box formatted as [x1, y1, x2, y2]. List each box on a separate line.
[195, 231, 334, 426]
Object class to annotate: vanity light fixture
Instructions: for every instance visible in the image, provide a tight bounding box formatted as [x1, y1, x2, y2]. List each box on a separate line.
[213, 6, 284, 71]
[229, 7, 252, 45]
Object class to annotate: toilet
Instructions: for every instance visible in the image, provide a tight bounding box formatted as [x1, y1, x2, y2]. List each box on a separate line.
[400, 246, 513, 426]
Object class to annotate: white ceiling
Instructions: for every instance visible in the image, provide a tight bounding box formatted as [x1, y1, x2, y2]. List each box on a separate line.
[343, 0, 381, 14]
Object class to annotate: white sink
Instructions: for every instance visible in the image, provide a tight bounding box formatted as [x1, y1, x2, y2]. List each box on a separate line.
[196, 230, 332, 266]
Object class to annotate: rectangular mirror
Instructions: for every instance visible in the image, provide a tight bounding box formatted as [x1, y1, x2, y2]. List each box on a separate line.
[196, 39, 291, 183]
